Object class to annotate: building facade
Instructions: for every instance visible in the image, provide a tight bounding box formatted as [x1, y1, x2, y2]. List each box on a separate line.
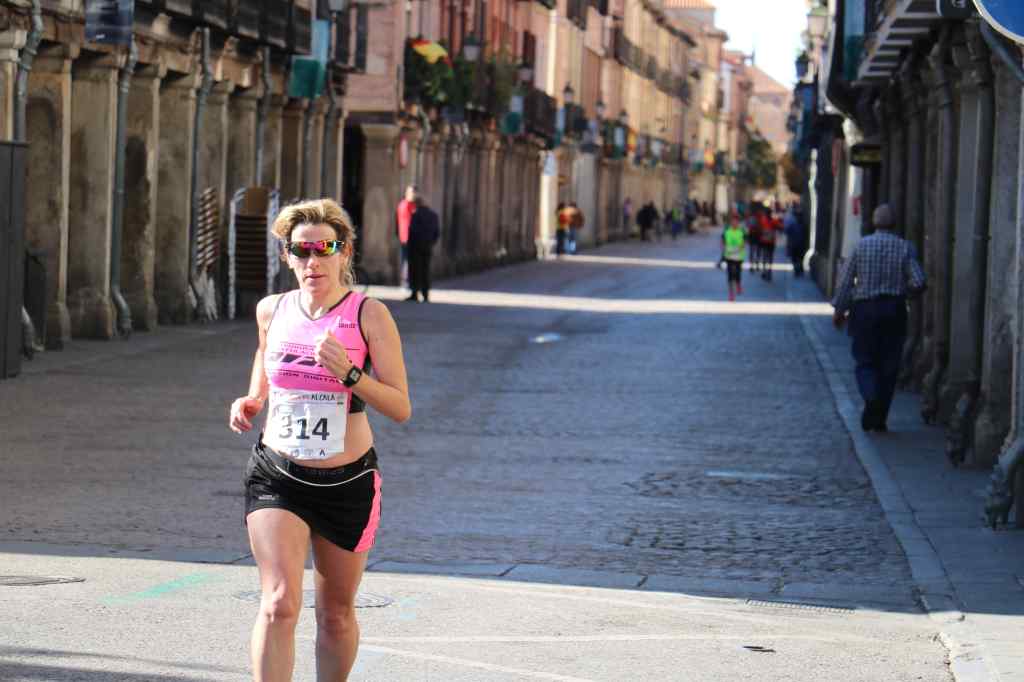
[792, 0, 1024, 526]
[1, 1, 752, 378]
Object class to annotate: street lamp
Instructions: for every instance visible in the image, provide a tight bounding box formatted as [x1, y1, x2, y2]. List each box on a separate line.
[807, 6, 829, 44]
[563, 83, 575, 105]
[462, 33, 481, 62]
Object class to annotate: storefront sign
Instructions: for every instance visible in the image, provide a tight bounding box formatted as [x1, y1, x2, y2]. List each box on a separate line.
[937, 0, 974, 19]
[85, 0, 133, 45]
[974, 0, 1024, 43]
[850, 143, 882, 167]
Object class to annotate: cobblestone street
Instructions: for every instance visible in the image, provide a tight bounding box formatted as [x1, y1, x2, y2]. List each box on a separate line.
[0, 231, 953, 681]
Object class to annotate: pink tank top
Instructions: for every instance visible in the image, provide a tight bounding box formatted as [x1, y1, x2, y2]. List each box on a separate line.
[264, 290, 369, 397]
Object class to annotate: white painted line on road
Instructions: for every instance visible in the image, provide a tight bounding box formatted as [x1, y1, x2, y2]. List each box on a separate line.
[363, 633, 884, 645]
[374, 286, 833, 316]
[360, 644, 595, 681]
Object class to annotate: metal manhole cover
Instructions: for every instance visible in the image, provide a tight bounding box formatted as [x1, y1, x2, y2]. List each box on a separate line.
[746, 599, 854, 614]
[234, 590, 393, 609]
[0, 575, 85, 587]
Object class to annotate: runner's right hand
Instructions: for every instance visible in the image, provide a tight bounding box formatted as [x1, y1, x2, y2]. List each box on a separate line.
[229, 396, 264, 434]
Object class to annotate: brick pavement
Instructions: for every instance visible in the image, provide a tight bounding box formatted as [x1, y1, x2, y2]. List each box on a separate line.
[0, 231, 962, 681]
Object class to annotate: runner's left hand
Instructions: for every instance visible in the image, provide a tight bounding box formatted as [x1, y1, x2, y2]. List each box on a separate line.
[314, 331, 353, 379]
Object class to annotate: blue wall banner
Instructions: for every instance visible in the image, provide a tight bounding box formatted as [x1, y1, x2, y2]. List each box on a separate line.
[974, 0, 1024, 43]
[85, 0, 133, 46]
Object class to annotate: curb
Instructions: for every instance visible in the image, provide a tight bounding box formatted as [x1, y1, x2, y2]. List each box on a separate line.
[797, 307, 996, 682]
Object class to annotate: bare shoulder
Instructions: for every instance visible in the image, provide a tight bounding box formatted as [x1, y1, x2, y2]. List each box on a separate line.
[256, 293, 286, 331]
[360, 298, 400, 337]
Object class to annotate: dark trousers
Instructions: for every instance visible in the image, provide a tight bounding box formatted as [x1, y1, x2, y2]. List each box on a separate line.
[850, 297, 907, 422]
[409, 248, 433, 299]
[761, 243, 775, 279]
[555, 228, 567, 255]
[788, 241, 805, 276]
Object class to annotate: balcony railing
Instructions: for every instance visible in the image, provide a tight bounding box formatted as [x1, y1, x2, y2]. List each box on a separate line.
[193, 0, 229, 29]
[288, 3, 312, 54]
[567, 0, 588, 30]
[564, 102, 587, 137]
[261, 0, 289, 48]
[229, 0, 261, 40]
[524, 87, 557, 138]
[335, 2, 367, 72]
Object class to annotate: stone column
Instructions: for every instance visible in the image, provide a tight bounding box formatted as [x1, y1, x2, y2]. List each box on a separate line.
[121, 63, 165, 332]
[322, 109, 345, 202]
[260, 94, 286, 190]
[942, 23, 995, 459]
[279, 98, 308, 202]
[0, 29, 26, 140]
[973, 51, 1022, 466]
[899, 61, 928, 388]
[155, 74, 198, 324]
[920, 33, 961, 424]
[67, 55, 119, 339]
[359, 123, 399, 281]
[25, 48, 74, 348]
[304, 97, 326, 198]
[228, 85, 260, 197]
[200, 80, 232, 211]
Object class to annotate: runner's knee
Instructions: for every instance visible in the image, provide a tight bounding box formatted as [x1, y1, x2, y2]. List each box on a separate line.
[259, 584, 303, 627]
[315, 604, 358, 641]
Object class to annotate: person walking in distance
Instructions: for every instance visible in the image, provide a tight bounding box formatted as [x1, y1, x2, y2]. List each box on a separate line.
[719, 212, 747, 302]
[759, 207, 780, 281]
[568, 202, 584, 254]
[746, 209, 762, 273]
[832, 204, 926, 432]
[229, 198, 411, 681]
[406, 197, 440, 302]
[784, 203, 806, 277]
[395, 185, 417, 288]
[555, 202, 571, 256]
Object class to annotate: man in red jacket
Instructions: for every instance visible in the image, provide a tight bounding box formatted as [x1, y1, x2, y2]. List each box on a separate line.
[396, 184, 417, 286]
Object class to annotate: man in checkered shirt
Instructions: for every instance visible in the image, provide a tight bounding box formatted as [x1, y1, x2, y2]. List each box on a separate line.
[832, 204, 927, 432]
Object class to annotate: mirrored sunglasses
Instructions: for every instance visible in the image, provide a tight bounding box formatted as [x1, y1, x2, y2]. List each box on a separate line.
[286, 239, 344, 258]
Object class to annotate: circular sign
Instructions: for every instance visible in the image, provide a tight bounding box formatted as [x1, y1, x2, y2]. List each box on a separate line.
[974, 0, 1024, 44]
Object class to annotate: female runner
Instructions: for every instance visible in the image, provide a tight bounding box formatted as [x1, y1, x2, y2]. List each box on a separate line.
[229, 198, 411, 681]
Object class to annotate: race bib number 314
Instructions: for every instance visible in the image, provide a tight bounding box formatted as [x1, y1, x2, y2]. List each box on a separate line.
[264, 389, 348, 460]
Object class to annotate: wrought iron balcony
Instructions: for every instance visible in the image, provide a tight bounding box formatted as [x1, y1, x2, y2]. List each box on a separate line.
[334, 2, 367, 72]
[288, 3, 313, 55]
[261, 0, 289, 48]
[564, 102, 587, 138]
[163, 0, 193, 17]
[524, 87, 557, 139]
[193, 0, 229, 29]
[229, 0, 261, 40]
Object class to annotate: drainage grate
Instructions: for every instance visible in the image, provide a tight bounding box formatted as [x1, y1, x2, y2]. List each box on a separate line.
[235, 589, 394, 609]
[0, 575, 85, 587]
[746, 599, 854, 615]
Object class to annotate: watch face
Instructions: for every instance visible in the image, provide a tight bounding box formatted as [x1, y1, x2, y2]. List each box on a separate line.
[347, 368, 361, 384]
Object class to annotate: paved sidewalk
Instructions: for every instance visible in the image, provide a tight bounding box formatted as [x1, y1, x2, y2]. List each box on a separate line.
[790, 274, 1024, 681]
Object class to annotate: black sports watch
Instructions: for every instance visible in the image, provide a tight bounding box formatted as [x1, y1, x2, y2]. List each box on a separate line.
[342, 366, 363, 388]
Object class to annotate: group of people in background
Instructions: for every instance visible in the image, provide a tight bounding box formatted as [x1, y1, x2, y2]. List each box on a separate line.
[718, 202, 806, 301]
[624, 197, 700, 242]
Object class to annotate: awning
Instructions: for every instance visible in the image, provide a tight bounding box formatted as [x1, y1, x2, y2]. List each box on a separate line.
[857, 0, 943, 84]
